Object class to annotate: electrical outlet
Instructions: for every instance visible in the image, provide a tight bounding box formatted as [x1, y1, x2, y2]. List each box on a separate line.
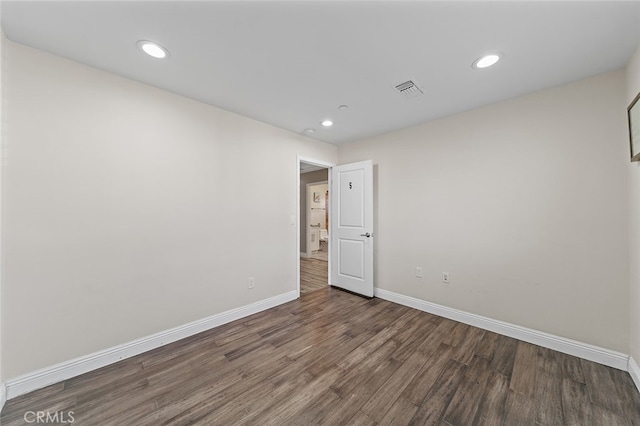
[415, 267, 423, 278]
[248, 277, 255, 289]
[442, 272, 450, 283]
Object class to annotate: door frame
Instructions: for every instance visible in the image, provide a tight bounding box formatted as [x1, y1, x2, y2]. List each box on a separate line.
[297, 156, 335, 298]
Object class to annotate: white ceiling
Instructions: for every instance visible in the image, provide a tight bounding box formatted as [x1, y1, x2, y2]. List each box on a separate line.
[300, 162, 326, 174]
[2, 1, 639, 145]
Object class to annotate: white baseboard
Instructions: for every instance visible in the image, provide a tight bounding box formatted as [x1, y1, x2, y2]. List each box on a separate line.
[300, 252, 309, 258]
[5, 290, 298, 400]
[1, 382, 6, 413]
[374, 288, 629, 371]
[5, 287, 635, 401]
[629, 356, 640, 393]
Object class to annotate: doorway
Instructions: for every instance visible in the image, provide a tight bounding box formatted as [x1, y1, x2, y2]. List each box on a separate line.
[299, 159, 332, 295]
[297, 157, 374, 298]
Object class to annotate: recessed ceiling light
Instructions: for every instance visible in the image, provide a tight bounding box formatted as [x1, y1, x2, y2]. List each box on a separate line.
[321, 120, 333, 127]
[472, 53, 501, 69]
[137, 40, 169, 59]
[304, 128, 316, 134]
[338, 105, 348, 111]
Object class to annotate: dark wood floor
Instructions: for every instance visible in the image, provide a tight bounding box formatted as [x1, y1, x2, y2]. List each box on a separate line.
[2, 288, 639, 425]
[300, 256, 328, 294]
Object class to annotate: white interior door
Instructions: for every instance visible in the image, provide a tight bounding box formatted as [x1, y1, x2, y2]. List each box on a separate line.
[330, 160, 374, 297]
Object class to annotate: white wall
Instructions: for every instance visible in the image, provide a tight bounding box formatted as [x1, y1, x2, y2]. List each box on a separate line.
[627, 41, 640, 365]
[1, 41, 337, 379]
[309, 183, 328, 230]
[339, 70, 630, 352]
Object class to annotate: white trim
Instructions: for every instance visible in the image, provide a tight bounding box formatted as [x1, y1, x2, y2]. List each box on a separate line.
[374, 288, 629, 371]
[0, 25, 4, 420]
[1, 382, 6, 412]
[629, 356, 640, 393]
[297, 156, 335, 299]
[300, 252, 310, 258]
[5, 290, 298, 400]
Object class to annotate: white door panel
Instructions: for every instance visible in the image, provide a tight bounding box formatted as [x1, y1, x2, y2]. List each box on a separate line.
[338, 239, 365, 279]
[330, 160, 373, 297]
[339, 170, 365, 227]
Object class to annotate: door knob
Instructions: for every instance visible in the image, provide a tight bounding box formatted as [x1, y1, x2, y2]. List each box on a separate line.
[360, 232, 372, 238]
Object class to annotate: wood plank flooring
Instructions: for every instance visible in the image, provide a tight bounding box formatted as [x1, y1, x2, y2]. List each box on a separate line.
[300, 256, 327, 294]
[310, 248, 328, 262]
[2, 288, 639, 425]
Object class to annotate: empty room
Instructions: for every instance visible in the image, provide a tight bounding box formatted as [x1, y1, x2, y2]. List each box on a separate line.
[1, 0, 640, 424]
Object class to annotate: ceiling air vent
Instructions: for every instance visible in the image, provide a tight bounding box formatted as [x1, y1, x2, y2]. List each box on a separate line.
[395, 80, 423, 99]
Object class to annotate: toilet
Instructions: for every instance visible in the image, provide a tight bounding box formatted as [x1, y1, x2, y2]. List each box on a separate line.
[319, 229, 328, 250]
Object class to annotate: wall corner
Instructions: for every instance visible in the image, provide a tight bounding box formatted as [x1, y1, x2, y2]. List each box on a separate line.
[0, 381, 6, 413]
[629, 356, 640, 393]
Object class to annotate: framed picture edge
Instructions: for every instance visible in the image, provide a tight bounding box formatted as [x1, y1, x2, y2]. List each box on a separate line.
[628, 90, 640, 162]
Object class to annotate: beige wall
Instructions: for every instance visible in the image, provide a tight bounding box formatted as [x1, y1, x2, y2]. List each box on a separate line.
[627, 41, 640, 364]
[1, 41, 337, 379]
[339, 70, 630, 352]
[2, 32, 637, 384]
[299, 169, 328, 254]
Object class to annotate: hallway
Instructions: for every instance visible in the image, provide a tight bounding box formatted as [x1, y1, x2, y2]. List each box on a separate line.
[300, 257, 327, 294]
